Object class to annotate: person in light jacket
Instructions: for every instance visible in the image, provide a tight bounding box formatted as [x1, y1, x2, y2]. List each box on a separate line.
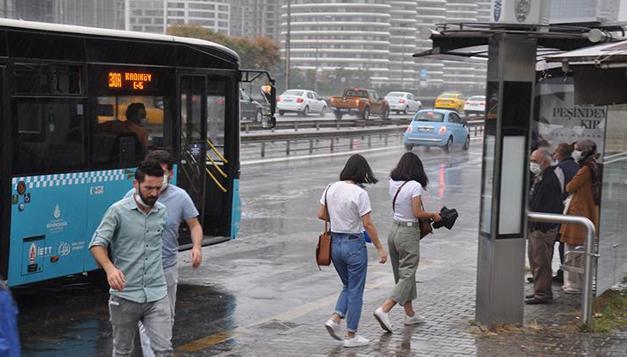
[373, 152, 441, 333]
[317, 154, 388, 348]
[560, 139, 601, 294]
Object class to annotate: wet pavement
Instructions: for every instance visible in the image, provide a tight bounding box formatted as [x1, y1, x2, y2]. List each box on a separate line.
[15, 144, 627, 356]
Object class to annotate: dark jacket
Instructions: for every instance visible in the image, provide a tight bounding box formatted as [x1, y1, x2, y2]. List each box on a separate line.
[556, 158, 580, 196]
[529, 166, 564, 232]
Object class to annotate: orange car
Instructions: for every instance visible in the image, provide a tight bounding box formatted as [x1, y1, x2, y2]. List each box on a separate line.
[434, 92, 465, 113]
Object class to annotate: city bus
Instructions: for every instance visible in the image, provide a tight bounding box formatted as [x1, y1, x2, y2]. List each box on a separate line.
[0, 19, 276, 287]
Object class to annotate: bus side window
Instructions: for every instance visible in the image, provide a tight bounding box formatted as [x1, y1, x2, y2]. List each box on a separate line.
[13, 100, 85, 175]
[91, 96, 168, 169]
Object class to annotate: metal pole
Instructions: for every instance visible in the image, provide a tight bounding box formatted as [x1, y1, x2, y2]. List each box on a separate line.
[285, 0, 291, 89]
[527, 211, 597, 325]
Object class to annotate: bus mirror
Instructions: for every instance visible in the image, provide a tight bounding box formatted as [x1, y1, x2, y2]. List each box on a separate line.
[261, 84, 276, 116]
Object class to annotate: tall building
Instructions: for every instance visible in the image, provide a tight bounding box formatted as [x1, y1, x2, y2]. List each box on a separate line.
[388, 1, 420, 89]
[416, 0, 446, 89]
[12, 0, 122, 29]
[126, 0, 230, 34]
[280, 0, 392, 87]
[0, 0, 15, 19]
[230, 0, 280, 39]
[443, 0, 484, 93]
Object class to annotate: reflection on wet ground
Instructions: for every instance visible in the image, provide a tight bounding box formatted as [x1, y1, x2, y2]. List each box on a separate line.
[16, 145, 625, 356]
[16, 277, 236, 356]
[15, 146, 483, 356]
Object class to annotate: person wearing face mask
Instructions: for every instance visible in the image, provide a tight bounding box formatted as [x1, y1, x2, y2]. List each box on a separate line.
[124, 150, 203, 357]
[560, 139, 601, 294]
[526, 148, 564, 304]
[551, 143, 581, 283]
[90, 160, 173, 356]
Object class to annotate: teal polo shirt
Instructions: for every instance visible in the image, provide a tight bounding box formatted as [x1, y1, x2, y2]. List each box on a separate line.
[89, 196, 167, 303]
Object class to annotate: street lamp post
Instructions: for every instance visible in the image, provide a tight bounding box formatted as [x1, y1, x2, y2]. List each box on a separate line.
[314, 41, 319, 92]
[285, 0, 291, 90]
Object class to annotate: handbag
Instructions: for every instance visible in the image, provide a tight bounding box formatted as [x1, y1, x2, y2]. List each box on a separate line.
[393, 181, 433, 239]
[432, 206, 459, 230]
[316, 185, 332, 267]
[563, 194, 573, 215]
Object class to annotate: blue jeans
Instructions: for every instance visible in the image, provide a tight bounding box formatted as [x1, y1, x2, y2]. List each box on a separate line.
[331, 232, 368, 333]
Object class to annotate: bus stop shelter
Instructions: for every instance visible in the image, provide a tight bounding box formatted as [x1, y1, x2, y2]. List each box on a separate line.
[416, 23, 627, 328]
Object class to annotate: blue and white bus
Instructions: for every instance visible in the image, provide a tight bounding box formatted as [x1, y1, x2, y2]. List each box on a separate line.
[0, 19, 276, 287]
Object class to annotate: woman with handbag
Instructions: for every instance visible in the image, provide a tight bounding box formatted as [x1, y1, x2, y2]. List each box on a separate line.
[317, 154, 388, 348]
[560, 139, 601, 294]
[373, 152, 441, 333]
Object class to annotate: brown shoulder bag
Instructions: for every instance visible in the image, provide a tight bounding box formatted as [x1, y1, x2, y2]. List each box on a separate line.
[316, 185, 332, 267]
[393, 181, 433, 239]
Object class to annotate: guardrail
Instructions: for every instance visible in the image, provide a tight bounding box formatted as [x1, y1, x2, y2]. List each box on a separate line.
[241, 115, 486, 133]
[241, 120, 485, 158]
[527, 211, 597, 326]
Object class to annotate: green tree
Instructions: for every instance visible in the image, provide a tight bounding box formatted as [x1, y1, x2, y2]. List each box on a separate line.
[167, 25, 279, 70]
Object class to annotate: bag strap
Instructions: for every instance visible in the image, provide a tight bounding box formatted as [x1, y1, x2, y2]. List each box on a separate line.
[392, 181, 410, 212]
[324, 183, 331, 232]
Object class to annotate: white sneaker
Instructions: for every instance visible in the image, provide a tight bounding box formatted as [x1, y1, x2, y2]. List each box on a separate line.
[343, 334, 369, 348]
[373, 307, 393, 333]
[404, 314, 425, 326]
[324, 318, 342, 341]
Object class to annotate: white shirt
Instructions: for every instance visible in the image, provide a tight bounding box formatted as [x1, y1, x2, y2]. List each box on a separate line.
[320, 181, 372, 234]
[389, 179, 424, 222]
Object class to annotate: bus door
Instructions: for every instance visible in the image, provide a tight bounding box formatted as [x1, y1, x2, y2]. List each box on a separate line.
[178, 74, 235, 245]
[178, 75, 207, 245]
[203, 76, 234, 240]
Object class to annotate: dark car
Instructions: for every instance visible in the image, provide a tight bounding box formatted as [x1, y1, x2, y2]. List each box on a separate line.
[240, 89, 263, 122]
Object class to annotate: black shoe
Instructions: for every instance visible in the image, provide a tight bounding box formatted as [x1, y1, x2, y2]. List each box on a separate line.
[552, 271, 564, 283]
[525, 293, 535, 299]
[524, 297, 553, 305]
[527, 277, 534, 283]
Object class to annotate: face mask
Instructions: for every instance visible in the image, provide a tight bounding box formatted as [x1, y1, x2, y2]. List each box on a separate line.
[529, 162, 542, 175]
[134, 192, 150, 207]
[134, 191, 157, 207]
[572, 150, 583, 162]
[160, 174, 169, 192]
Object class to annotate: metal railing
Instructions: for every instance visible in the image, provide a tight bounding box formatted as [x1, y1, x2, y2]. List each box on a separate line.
[527, 211, 598, 325]
[241, 116, 486, 133]
[240, 121, 485, 158]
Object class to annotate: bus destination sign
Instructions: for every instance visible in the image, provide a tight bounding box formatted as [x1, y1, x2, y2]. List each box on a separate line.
[108, 71, 153, 90]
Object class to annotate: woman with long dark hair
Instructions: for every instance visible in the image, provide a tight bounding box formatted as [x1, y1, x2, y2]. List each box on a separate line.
[560, 139, 601, 294]
[373, 152, 441, 333]
[317, 154, 388, 348]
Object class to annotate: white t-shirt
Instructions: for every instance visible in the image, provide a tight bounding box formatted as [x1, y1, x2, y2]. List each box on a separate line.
[320, 181, 372, 234]
[389, 179, 424, 222]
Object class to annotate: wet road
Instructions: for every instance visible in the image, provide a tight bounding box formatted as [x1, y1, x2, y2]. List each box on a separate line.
[16, 145, 483, 356]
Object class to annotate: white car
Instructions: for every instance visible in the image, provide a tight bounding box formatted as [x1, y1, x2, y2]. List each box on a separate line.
[384, 91, 422, 115]
[464, 95, 486, 116]
[277, 89, 328, 116]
